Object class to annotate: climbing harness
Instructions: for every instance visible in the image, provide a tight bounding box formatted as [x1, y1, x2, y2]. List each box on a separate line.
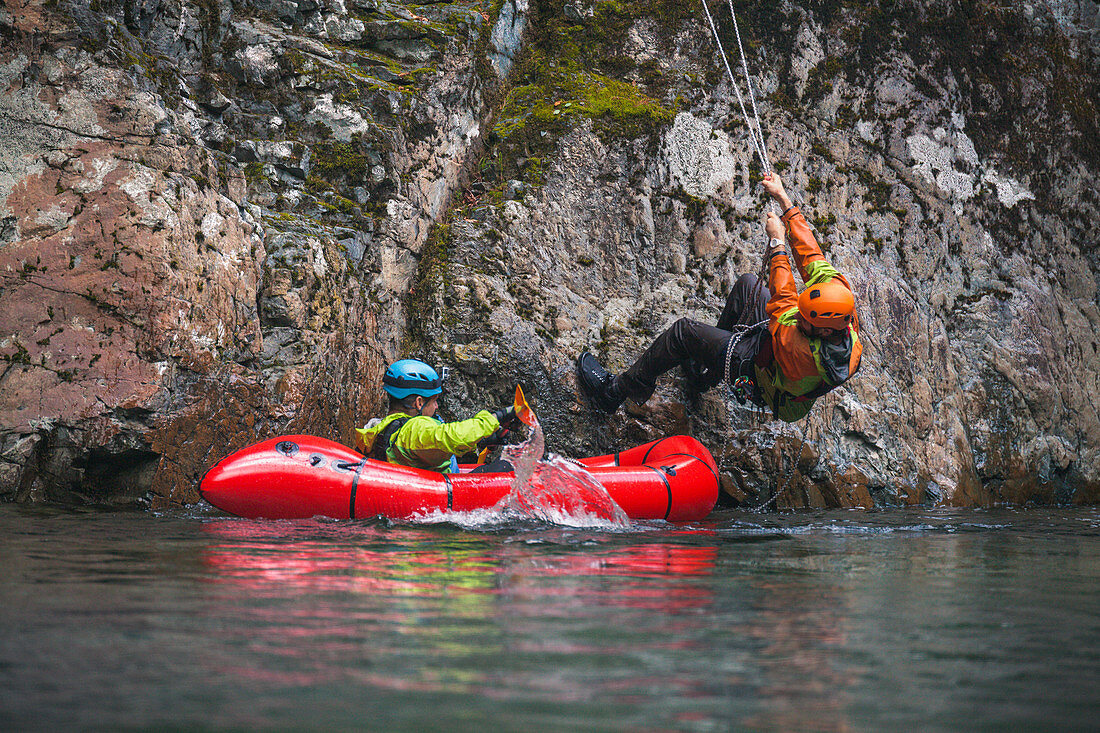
[721, 318, 768, 400]
[719, 317, 795, 512]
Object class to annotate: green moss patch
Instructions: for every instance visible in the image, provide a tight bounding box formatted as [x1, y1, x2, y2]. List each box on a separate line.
[473, 0, 704, 190]
[488, 55, 675, 187]
[404, 222, 453, 352]
[495, 65, 674, 139]
[312, 140, 370, 182]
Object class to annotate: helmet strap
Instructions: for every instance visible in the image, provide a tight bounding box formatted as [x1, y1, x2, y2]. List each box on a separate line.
[795, 312, 812, 337]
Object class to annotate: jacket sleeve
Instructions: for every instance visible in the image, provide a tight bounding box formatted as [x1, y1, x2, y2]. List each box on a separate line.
[396, 411, 501, 457]
[780, 205, 860, 331]
[766, 242, 799, 322]
[782, 206, 825, 283]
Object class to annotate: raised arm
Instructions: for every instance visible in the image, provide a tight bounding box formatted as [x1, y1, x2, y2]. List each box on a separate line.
[764, 210, 798, 321]
[762, 171, 826, 281]
[763, 170, 854, 306]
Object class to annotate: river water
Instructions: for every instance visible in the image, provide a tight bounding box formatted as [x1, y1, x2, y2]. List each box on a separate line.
[2, 503, 1098, 731]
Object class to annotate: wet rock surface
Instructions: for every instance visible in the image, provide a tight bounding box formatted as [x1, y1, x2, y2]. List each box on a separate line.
[0, 0, 1097, 509]
[0, 0, 517, 504]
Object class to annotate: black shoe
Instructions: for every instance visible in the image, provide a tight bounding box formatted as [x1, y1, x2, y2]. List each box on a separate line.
[576, 352, 625, 413]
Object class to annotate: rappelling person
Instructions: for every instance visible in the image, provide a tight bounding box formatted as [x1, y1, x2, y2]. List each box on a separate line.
[577, 169, 862, 423]
[356, 359, 521, 472]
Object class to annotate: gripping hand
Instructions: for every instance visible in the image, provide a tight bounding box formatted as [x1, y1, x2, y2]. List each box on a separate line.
[479, 425, 524, 449]
[492, 405, 520, 430]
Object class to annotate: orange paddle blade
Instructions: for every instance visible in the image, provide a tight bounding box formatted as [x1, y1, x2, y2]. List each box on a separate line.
[513, 385, 536, 426]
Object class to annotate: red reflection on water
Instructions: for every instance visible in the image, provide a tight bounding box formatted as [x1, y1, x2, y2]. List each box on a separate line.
[203, 542, 502, 597]
[199, 519, 717, 613]
[196, 519, 720, 701]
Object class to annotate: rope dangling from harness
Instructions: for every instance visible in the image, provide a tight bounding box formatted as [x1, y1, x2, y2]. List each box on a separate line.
[721, 319, 768, 402]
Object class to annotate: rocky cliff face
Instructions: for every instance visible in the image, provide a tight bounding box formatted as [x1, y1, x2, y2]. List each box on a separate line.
[1, 0, 1097, 509]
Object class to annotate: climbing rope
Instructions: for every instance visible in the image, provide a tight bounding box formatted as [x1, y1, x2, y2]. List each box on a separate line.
[699, 0, 771, 175]
[719, 318, 795, 512]
[701, 0, 816, 513]
[725, 0, 772, 174]
[721, 318, 768, 395]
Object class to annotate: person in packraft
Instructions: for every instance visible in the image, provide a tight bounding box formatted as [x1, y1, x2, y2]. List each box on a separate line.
[577, 169, 862, 422]
[356, 359, 521, 472]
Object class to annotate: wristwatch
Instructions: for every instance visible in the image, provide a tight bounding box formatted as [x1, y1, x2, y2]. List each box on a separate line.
[767, 237, 788, 261]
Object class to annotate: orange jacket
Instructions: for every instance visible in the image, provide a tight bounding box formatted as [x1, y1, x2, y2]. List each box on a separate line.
[754, 206, 862, 421]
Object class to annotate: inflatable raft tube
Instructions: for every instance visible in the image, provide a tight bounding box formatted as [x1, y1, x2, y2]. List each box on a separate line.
[200, 434, 719, 521]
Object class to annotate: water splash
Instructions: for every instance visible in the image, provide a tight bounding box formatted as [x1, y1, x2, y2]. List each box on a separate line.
[495, 414, 630, 529]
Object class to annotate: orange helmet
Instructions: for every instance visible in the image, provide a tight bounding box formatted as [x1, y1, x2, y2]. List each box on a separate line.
[798, 280, 855, 330]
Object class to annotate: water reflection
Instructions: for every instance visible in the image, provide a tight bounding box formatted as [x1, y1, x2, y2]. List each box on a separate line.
[742, 576, 855, 732]
[196, 519, 869, 726]
[202, 521, 499, 597]
[198, 519, 721, 703]
[4, 507, 1099, 730]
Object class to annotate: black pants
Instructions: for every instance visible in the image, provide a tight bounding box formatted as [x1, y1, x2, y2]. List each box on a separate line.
[616, 273, 770, 402]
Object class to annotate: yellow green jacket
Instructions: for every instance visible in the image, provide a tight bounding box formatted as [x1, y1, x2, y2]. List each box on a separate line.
[355, 410, 500, 472]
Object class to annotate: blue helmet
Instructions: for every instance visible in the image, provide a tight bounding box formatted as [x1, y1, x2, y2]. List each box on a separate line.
[383, 359, 443, 400]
